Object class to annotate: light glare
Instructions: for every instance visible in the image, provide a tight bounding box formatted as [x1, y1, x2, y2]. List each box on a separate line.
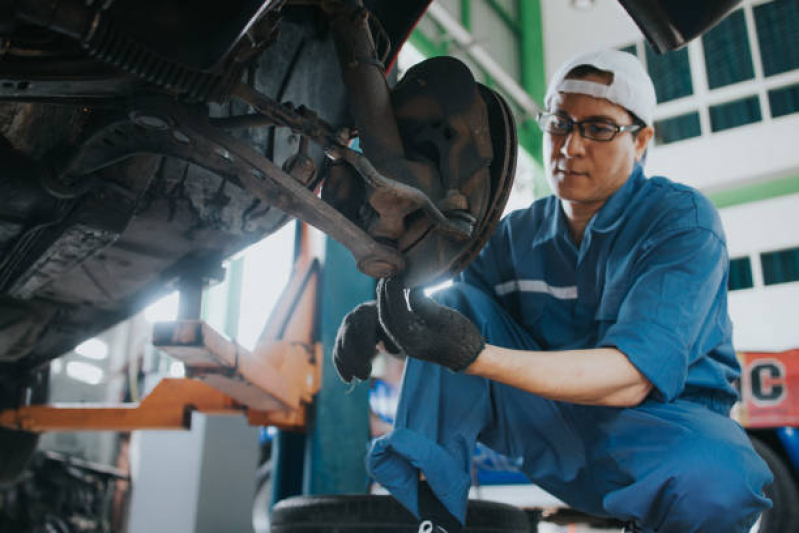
[66, 361, 104, 385]
[75, 338, 108, 360]
[144, 291, 179, 323]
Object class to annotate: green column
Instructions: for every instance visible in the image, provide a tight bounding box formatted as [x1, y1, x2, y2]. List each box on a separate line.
[303, 237, 373, 494]
[517, 0, 550, 197]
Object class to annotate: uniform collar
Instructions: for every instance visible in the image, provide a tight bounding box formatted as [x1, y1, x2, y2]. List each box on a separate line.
[586, 163, 646, 234]
[531, 163, 646, 248]
[586, 163, 646, 232]
[531, 196, 563, 248]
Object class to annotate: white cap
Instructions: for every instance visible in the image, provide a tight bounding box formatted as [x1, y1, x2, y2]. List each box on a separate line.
[544, 49, 657, 126]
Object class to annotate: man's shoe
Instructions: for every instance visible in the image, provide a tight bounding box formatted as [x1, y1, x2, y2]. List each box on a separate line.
[418, 519, 450, 533]
[622, 521, 643, 533]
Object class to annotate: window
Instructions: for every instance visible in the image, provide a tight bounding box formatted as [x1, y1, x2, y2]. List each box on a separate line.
[709, 96, 762, 132]
[703, 10, 755, 89]
[754, 0, 799, 77]
[761, 247, 799, 286]
[634, 1, 799, 145]
[646, 45, 693, 103]
[728, 257, 754, 291]
[769, 83, 799, 118]
[654, 112, 702, 144]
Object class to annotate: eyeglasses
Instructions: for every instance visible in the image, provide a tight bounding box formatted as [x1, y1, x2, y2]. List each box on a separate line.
[536, 112, 643, 142]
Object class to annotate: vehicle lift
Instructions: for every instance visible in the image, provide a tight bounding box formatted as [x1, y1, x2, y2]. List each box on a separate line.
[0, 225, 323, 435]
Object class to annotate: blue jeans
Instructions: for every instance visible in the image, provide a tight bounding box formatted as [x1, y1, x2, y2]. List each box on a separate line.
[367, 282, 772, 533]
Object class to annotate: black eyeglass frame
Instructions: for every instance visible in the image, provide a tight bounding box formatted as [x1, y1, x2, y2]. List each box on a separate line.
[536, 111, 644, 142]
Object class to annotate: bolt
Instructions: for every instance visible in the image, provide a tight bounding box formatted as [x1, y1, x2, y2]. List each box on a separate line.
[214, 147, 233, 162]
[173, 130, 190, 144]
[130, 112, 171, 130]
[359, 257, 402, 279]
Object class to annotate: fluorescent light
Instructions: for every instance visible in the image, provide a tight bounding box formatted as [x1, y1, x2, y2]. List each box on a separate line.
[571, 0, 595, 11]
[169, 361, 186, 378]
[66, 361, 104, 385]
[75, 338, 108, 360]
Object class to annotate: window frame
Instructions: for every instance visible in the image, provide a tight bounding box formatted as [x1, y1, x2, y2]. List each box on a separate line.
[622, 0, 799, 146]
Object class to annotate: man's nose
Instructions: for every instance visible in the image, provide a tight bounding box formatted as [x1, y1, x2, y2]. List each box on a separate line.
[560, 128, 586, 157]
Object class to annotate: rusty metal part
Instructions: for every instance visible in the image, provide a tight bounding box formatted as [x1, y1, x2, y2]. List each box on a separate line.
[321, 55, 517, 287]
[398, 75, 518, 286]
[3, 0, 513, 287]
[338, 148, 471, 242]
[232, 79, 472, 243]
[318, 1, 516, 286]
[326, 0, 404, 165]
[55, 96, 406, 278]
[231, 82, 349, 149]
[445, 84, 516, 278]
[325, 0, 438, 248]
[281, 135, 317, 187]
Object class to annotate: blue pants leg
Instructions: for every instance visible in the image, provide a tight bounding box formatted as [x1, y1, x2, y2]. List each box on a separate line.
[366, 282, 772, 532]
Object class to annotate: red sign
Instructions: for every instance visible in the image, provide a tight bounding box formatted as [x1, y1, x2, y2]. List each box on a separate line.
[734, 350, 799, 428]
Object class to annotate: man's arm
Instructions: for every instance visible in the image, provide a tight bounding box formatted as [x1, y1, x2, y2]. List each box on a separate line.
[466, 345, 653, 407]
[377, 277, 653, 408]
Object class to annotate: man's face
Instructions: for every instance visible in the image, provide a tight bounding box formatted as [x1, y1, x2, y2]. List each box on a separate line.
[544, 84, 651, 206]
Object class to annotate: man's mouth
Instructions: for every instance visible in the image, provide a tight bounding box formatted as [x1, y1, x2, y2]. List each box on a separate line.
[555, 167, 587, 176]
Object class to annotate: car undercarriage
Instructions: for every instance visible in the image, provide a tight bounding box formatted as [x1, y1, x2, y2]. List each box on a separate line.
[0, 0, 744, 483]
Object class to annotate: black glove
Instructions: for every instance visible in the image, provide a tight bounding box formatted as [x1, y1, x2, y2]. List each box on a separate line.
[332, 300, 400, 383]
[377, 277, 485, 372]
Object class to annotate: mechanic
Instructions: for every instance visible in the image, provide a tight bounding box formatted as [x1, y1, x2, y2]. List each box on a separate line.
[333, 49, 773, 533]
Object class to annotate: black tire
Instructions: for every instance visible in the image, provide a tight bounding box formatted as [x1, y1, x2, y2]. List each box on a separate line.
[750, 436, 799, 533]
[0, 366, 49, 485]
[270, 494, 530, 532]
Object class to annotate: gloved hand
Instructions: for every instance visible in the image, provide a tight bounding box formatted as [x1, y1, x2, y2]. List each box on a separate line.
[377, 277, 485, 372]
[332, 300, 400, 383]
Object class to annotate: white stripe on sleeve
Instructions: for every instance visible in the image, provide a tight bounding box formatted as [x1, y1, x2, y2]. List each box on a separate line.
[494, 279, 578, 300]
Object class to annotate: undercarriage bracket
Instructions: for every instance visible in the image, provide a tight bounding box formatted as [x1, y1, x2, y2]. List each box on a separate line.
[0, 224, 324, 432]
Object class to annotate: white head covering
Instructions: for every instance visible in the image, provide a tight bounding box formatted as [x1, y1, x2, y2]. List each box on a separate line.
[544, 49, 657, 126]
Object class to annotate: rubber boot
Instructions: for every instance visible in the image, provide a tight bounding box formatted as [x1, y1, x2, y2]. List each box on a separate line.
[417, 479, 462, 533]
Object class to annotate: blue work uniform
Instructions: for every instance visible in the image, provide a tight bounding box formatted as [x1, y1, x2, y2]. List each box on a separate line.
[367, 164, 773, 533]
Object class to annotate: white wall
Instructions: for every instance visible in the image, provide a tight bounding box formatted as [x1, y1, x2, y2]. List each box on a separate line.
[541, 0, 641, 80]
[722, 193, 799, 259]
[721, 193, 799, 351]
[648, 114, 799, 191]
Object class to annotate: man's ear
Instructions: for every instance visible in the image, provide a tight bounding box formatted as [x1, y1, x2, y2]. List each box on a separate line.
[635, 126, 654, 161]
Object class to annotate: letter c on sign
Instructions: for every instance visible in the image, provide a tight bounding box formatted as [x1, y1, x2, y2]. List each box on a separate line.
[749, 359, 786, 406]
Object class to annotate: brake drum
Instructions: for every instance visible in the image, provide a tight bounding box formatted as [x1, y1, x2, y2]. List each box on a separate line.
[322, 56, 516, 287]
[390, 57, 517, 287]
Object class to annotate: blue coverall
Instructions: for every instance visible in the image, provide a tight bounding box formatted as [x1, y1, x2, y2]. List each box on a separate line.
[367, 165, 773, 532]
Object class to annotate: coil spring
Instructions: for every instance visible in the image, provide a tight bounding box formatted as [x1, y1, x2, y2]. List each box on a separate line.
[83, 20, 242, 103]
